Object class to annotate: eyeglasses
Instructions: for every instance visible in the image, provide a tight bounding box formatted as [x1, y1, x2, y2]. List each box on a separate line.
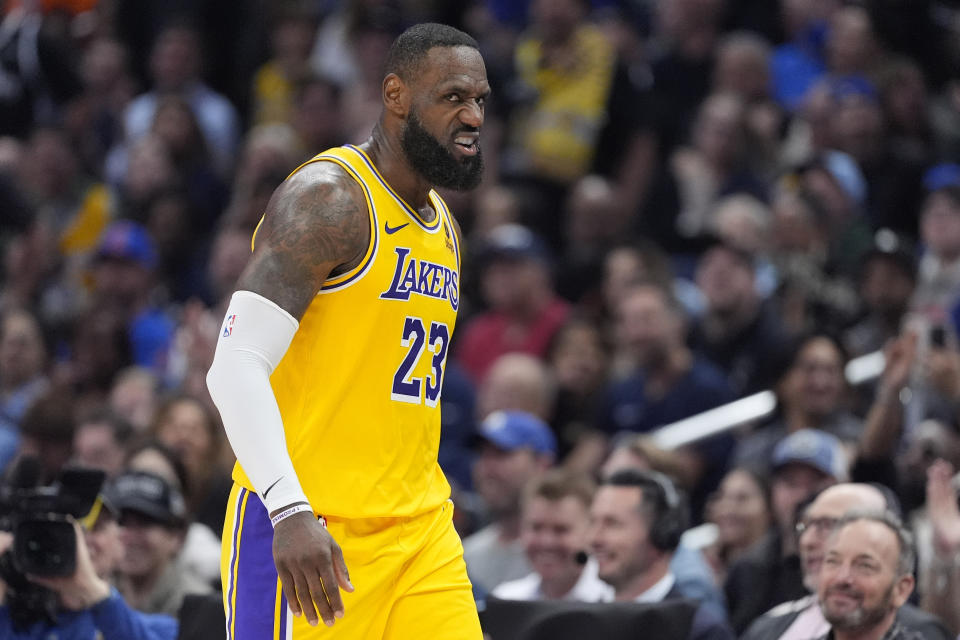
[795, 516, 840, 536]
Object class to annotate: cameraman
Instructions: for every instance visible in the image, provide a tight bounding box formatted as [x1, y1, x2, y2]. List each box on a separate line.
[0, 496, 177, 640]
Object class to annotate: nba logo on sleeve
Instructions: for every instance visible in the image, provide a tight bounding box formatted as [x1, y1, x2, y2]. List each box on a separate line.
[223, 315, 237, 337]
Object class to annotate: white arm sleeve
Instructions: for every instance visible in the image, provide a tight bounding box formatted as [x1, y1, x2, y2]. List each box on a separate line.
[206, 290, 309, 514]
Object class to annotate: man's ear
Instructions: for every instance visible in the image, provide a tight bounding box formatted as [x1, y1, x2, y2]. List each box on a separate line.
[383, 73, 408, 118]
[891, 573, 915, 608]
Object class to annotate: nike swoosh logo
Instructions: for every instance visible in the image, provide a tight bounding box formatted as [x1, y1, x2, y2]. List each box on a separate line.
[263, 476, 283, 498]
[384, 221, 409, 234]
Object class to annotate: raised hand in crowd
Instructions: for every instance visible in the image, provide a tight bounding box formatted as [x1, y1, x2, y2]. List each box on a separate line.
[923, 459, 960, 635]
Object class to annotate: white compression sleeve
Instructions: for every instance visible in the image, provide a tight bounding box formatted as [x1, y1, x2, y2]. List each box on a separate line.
[206, 290, 309, 514]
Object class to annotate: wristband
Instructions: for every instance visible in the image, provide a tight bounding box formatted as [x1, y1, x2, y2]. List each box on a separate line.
[271, 504, 314, 528]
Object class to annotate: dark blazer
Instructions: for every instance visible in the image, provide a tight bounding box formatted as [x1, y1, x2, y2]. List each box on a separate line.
[724, 531, 807, 634]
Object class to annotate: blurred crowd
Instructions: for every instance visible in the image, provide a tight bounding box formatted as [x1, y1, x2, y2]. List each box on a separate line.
[2, 0, 960, 637]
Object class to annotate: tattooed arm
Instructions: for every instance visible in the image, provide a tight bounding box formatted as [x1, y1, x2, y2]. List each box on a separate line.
[238, 161, 370, 319]
[207, 162, 365, 628]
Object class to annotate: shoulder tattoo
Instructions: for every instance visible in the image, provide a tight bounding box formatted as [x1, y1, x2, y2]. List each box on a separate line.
[235, 163, 370, 319]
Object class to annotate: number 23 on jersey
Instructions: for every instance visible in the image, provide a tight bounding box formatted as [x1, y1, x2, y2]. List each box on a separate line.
[392, 316, 449, 406]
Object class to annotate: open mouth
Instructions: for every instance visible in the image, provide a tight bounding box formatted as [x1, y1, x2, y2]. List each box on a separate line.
[453, 134, 479, 156]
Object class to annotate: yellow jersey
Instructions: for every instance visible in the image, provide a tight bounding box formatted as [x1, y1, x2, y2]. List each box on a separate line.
[233, 145, 461, 519]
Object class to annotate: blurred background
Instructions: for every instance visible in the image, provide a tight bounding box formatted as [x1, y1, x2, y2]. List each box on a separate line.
[2, 0, 960, 636]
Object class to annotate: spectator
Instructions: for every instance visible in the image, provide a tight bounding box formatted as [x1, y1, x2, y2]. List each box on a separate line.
[724, 428, 846, 634]
[879, 58, 933, 170]
[492, 469, 611, 602]
[767, 189, 859, 335]
[824, 6, 879, 78]
[913, 181, 960, 322]
[112, 470, 211, 616]
[546, 317, 609, 459]
[124, 441, 221, 588]
[708, 193, 772, 258]
[588, 283, 734, 512]
[0, 513, 177, 640]
[704, 467, 772, 585]
[733, 333, 861, 467]
[598, 438, 728, 619]
[711, 32, 782, 172]
[89, 221, 174, 374]
[463, 410, 556, 594]
[853, 329, 960, 515]
[476, 353, 555, 423]
[588, 469, 734, 638]
[0, 308, 49, 472]
[829, 77, 924, 236]
[250, 5, 317, 126]
[768, 0, 831, 111]
[844, 231, 916, 357]
[57, 307, 132, 410]
[815, 511, 918, 640]
[108, 367, 160, 433]
[501, 0, 653, 248]
[123, 22, 240, 176]
[110, 133, 178, 220]
[597, 242, 699, 345]
[742, 482, 951, 640]
[19, 126, 113, 263]
[648, 0, 725, 155]
[791, 152, 873, 277]
[290, 74, 344, 159]
[665, 92, 765, 245]
[223, 124, 299, 233]
[148, 395, 232, 535]
[148, 95, 228, 236]
[690, 239, 791, 395]
[558, 176, 630, 303]
[457, 225, 570, 383]
[73, 410, 135, 478]
[72, 37, 137, 174]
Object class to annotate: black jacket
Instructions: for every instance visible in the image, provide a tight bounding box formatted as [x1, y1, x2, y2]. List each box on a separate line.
[724, 531, 807, 634]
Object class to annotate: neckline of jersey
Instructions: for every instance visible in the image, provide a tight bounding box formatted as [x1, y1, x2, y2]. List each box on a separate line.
[345, 145, 442, 232]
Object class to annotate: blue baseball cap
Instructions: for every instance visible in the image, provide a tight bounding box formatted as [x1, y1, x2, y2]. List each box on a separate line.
[772, 429, 847, 481]
[96, 221, 157, 270]
[475, 410, 557, 455]
[923, 163, 960, 192]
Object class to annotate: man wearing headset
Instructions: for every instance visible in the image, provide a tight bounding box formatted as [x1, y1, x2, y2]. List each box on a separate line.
[588, 469, 734, 639]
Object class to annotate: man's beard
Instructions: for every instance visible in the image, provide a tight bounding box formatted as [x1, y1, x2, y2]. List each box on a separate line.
[401, 112, 483, 191]
[821, 582, 895, 632]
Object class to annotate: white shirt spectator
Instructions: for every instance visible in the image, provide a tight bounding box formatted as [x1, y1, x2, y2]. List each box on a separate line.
[491, 558, 613, 602]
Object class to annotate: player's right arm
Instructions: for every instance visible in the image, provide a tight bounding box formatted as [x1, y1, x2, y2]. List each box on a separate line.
[207, 161, 368, 628]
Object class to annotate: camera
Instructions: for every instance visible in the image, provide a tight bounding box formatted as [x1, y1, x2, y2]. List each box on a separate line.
[0, 457, 105, 628]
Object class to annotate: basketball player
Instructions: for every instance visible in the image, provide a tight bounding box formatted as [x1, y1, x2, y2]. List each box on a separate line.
[206, 23, 488, 639]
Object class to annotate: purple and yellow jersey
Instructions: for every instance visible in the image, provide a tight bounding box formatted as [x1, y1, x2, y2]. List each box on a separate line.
[232, 145, 461, 519]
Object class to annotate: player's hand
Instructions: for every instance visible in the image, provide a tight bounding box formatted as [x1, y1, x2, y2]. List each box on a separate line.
[272, 506, 353, 627]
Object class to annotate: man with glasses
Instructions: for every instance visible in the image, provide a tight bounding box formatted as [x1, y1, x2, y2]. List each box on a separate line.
[741, 483, 950, 640]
